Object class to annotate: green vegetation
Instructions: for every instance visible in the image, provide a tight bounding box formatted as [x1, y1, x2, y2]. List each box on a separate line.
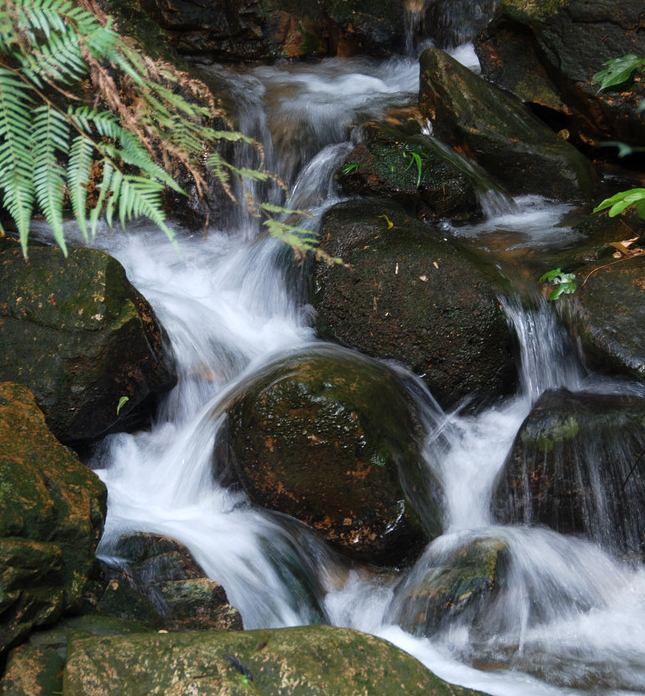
[592, 55, 645, 222]
[539, 268, 577, 301]
[0, 0, 334, 262]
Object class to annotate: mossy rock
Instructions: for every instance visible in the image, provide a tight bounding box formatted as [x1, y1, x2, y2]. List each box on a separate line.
[0, 242, 176, 444]
[494, 388, 645, 555]
[419, 46, 598, 202]
[61, 625, 486, 696]
[0, 382, 107, 652]
[313, 199, 517, 410]
[337, 123, 480, 223]
[223, 344, 437, 565]
[392, 536, 509, 637]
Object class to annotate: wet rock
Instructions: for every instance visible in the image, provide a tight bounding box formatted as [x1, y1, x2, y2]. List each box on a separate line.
[223, 344, 437, 564]
[494, 389, 645, 556]
[562, 254, 645, 381]
[475, 0, 645, 149]
[0, 382, 107, 653]
[420, 0, 499, 49]
[0, 241, 176, 444]
[313, 199, 517, 409]
[61, 625, 487, 696]
[84, 533, 243, 631]
[392, 536, 509, 637]
[136, 0, 407, 60]
[337, 122, 481, 223]
[419, 47, 598, 201]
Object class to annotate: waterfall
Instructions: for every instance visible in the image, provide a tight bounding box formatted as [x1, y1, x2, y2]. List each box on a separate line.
[87, 55, 645, 696]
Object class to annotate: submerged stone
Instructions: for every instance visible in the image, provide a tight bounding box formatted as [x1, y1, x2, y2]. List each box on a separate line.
[0, 241, 176, 444]
[494, 388, 645, 556]
[223, 344, 438, 564]
[392, 536, 509, 637]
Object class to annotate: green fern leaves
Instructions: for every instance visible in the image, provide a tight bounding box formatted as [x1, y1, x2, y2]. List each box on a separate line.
[0, 0, 335, 263]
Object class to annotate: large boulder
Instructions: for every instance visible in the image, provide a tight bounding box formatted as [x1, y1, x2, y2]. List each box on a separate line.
[313, 199, 517, 409]
[135, 0, 407, 59]
[222, 344, 437, 565]
[60, 625, 486, 696]
[337, 122, 481, 223]
[0, 241, 176, 444]
[0, 382, 107, 653]
[493, 388, 645, 556]
[475, 0, 645, 149]
[419, 47, 598, 201]
[562, 254, 645, 381]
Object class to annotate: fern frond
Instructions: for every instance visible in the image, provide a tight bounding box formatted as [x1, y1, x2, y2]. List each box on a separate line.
[67, 134, 93, 240]
[89, 158, 113, 238]
[0, 67, 35, 254]
[31, 104, 69, 253]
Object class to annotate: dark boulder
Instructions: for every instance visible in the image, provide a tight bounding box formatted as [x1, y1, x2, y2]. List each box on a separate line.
[494, 388, 645, 556]
[562, 254, 645, 381]
[136, 0, 407, 60]
[313, 199, 517, 409]
[419, 47, 598, 201]
[337, 122, 481, 223]
[0, 382, 107, 653]
[475, 0, 645, 150]
[0, 241, 176, 444]
[84, 533, 243, 631]
[223, 344, 438, 564]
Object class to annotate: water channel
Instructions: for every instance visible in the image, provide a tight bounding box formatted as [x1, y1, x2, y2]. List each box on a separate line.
[76, 42, 645, 696]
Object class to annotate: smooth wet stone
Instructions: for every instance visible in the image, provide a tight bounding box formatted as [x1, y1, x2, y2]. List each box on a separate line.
[419, 46, 598, 202]
[224, 344, 437, 564]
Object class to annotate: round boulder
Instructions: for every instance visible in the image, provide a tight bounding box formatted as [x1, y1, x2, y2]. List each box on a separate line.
[222, 344, 439, 564]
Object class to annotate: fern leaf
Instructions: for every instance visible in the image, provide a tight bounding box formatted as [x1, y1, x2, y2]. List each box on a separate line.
[31, 104, 69, 253]
[67, 134, 94, 241]
[0, 67, 35, 253]
[90, 159, 113, 238]
[118, 175, 176, 244]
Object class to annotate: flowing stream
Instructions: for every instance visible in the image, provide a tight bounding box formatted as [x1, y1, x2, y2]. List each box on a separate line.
[86, 50, 645, 696]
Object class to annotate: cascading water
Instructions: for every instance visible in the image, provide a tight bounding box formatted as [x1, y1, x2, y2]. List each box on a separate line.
[86, 49, 645, 696]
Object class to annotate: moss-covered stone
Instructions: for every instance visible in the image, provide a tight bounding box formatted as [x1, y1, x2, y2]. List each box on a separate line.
[393, 537, 509, 637]
[313, 199, 517, 410]
[0, 242, 176, 444]
[419, 47, 598, 202]
[224, 344, 436, 564]
[494, 388, 645, 555]
[0, 382, 106, 652]
[62, 625, 486, 696]
[337, 123, 480, 223]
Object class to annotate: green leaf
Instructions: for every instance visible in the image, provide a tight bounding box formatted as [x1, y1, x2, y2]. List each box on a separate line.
[594, 188, 645, 220]
[116, 396, 129, 415]
[593, 54, 645, 92]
